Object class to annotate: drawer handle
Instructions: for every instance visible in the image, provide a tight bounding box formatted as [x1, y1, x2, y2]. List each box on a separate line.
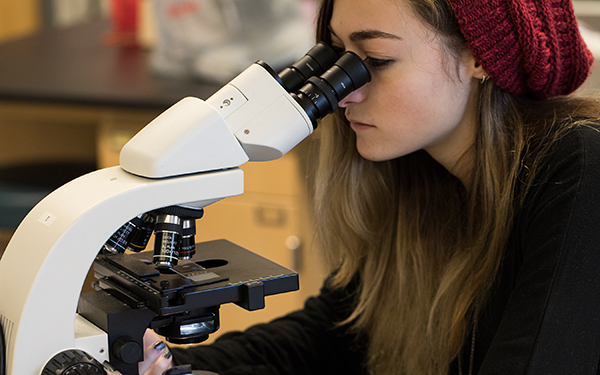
[254, 206, 287, 227]
[286, 235, 302, 270]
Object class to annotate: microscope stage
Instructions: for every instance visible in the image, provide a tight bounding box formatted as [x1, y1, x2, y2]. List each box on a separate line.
[88, 239, 299, 315]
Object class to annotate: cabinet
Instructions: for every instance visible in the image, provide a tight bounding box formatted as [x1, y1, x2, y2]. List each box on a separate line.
[98, 120, 327, 340]
[0, 0, 40, 42]
[197, 146, 326, 337]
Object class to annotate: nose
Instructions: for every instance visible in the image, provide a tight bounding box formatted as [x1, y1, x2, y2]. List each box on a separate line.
[338, 87, 365, 107]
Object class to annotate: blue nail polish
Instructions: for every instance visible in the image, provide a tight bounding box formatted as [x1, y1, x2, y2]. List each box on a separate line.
[153, 341, 166, 351]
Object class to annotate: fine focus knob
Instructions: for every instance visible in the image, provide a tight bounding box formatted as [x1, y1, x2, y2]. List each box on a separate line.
[42, 349, 105, 375]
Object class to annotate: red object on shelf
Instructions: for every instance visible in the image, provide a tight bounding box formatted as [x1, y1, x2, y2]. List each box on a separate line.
[104, 0, 139, 47]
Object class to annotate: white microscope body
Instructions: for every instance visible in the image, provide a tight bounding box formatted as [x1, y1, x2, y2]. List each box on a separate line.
[0, 44, 370, 375]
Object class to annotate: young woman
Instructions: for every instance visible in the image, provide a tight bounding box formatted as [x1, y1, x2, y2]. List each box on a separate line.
[110, 0, 600, 374]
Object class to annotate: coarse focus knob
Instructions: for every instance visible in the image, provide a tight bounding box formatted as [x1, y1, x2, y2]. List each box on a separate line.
[42, 349, 105, 375]
[113, 336, 143, 364]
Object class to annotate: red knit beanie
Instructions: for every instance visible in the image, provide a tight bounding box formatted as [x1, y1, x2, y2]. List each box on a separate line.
[447, 0, 594, 99]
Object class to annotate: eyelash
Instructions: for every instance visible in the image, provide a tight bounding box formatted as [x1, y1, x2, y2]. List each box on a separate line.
[364, 57, 394, 69]
[330, 45, 393, 70]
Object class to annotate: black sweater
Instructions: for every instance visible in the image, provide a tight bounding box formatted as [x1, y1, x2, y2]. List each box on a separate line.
[171, 125, 600, 374]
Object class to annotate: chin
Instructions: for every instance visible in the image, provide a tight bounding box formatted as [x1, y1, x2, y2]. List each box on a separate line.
[356, 142, 419, 162]
[357, 151, 392, 162]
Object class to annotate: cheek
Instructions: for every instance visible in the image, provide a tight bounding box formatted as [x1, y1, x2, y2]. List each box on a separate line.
[357, 74, 472, 159]
[390, 73, 471, 131]
[352, 83, 435, 161]
[378, 77, 440, 127]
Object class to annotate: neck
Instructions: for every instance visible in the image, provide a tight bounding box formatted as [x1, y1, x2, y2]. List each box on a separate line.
[425, 89, 478, 188]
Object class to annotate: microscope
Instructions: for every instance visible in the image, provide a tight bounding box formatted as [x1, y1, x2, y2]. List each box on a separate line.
[0, 42, 370, 375]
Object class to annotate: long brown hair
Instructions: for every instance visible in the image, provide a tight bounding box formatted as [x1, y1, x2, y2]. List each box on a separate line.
[312, 0, 600, 374]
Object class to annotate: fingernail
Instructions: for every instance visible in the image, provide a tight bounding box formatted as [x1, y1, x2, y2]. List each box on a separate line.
[103, 360, 116, 373]
[153, 340, 166, 351]
[163, 350, 172, 359]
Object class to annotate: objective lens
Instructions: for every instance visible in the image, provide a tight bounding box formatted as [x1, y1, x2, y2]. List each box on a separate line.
[277, 42, 339, 93]
[127, 213, 156, 252]
[292, 51, 371, 126]
[153, 214, 182, 268]
[102, 216, 144, 253]
[179, 218, 196, 260]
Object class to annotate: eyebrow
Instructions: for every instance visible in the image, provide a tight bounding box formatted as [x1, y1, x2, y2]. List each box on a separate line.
[329, 25, 402, 42]
[349, 29, 402, 42]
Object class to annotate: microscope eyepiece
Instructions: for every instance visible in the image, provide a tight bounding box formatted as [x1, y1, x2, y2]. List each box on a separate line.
[277, 42, 339, 93]
[292, 51, 371, 126]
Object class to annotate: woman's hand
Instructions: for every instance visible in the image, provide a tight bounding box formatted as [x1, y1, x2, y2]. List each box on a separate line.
[103, 329, 174, 375]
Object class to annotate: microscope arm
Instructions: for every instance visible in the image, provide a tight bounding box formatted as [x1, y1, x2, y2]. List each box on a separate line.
[0, 167, 243, 375]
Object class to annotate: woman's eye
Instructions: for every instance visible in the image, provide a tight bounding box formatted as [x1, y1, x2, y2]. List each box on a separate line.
[364, 57, 394, 69]
[328, 43, 394, 69]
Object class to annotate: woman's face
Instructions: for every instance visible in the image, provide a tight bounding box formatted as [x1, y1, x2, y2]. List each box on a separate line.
[330, 0, 482, 175]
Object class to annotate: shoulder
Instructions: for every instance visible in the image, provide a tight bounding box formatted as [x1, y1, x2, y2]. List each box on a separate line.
[553, 122, 600, 154]
[515, 121, 600, 239]
[530, 122, 600, 188]
[488, 120, 600, 374]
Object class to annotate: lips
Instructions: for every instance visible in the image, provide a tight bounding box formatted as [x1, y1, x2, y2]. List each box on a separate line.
[348, 119, 375, 131]
[345, 111, 375, 130]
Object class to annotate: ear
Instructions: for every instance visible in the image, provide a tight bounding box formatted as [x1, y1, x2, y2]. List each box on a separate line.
[472, 61, 487, 80]
[463, 50, 486, 80]
[471, 58, 488, 81]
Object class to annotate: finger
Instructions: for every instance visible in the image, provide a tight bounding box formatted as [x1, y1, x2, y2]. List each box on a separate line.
[138, 340, 168, 375]
[142, 350, 174, 375]
[143, 329, 164, 350]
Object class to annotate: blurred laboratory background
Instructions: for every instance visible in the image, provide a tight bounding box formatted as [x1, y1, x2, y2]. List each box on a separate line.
[0, 0, 599, 340]
[0, 0, 324, 341]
